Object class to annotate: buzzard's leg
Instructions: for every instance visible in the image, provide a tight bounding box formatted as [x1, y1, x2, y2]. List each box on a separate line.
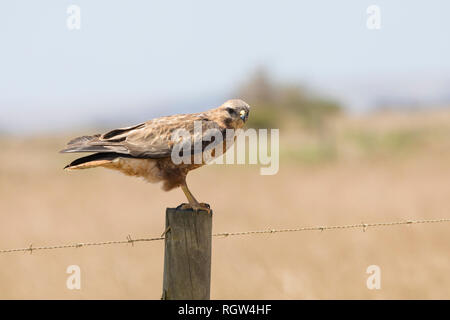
[179, 180, 211, 214]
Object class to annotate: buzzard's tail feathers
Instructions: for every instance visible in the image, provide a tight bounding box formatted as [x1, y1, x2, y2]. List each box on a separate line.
[67, 134, 100, 146]
[64, 152, 124, 170]
[60, 133, 129, 154]
[60, 134, 101, 154]
[60, 145, 128, 154]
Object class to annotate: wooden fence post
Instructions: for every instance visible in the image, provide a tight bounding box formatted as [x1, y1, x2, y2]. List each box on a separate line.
[162, 207, 213, 300]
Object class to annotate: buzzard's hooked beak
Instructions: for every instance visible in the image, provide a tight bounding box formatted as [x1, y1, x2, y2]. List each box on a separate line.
[240, 110, 247, 122]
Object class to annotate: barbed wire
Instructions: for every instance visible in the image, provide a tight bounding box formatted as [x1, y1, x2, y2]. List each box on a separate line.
[0, 218, 449, 254]
[213, 218, 450, 237]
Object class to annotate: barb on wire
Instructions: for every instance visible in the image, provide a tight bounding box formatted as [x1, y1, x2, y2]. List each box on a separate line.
[126, 235, 135, 247]
[0, 218, 449, 254]
[0, 236, 164, 254]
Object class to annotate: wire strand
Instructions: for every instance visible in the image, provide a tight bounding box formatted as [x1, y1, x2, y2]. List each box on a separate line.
[1, 218, 449, 254]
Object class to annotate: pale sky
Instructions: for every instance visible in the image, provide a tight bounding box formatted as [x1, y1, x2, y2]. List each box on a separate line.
[1, 0, 450, 133]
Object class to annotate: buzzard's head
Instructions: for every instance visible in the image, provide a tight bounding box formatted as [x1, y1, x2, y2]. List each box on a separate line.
[220, 99, 250, 129]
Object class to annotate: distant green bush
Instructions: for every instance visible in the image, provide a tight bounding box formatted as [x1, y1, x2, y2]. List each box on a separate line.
[345, 128, 425, 157]
[236, 67, 342, 130]
[283, 142, 338, 165]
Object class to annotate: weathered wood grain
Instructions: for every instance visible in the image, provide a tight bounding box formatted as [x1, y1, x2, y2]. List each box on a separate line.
[162, 207, 212, 300]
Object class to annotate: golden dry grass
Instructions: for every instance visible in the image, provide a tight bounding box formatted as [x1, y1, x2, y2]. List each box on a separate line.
[1, 110, 450, 299]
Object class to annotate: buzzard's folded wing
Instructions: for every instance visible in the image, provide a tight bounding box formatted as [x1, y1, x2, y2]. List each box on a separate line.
[60, 113, 225, 159]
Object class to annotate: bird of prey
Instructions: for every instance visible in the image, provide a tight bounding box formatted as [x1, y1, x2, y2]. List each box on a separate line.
[61, 99, 250, 213]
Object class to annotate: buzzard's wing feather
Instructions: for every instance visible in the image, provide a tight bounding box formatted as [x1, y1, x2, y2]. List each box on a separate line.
[60, 113, 225, 159]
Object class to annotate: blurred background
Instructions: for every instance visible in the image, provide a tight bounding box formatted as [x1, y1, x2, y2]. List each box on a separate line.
[1, 0, 450, 299]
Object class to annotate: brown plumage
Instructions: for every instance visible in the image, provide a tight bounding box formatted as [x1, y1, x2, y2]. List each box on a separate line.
[61, 99, 250, 212]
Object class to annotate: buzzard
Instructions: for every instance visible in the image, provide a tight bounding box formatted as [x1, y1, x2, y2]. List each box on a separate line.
[61, 99, 250, 213]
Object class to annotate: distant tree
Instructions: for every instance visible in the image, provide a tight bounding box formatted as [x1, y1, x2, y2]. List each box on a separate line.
[236, 67, 342, 130]
[237, 67, 276, 105]
[236, 67, 280, 129]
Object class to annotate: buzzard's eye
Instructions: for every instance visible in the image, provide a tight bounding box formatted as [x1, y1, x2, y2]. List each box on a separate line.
[226, 107, 236, 116]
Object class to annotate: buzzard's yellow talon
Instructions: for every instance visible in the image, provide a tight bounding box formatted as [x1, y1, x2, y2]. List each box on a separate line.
[177, 203, 211, 214]
[194, 203, 211, 214]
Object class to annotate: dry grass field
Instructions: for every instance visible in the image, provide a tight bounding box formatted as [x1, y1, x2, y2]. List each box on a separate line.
[1, 109, 450, 299]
